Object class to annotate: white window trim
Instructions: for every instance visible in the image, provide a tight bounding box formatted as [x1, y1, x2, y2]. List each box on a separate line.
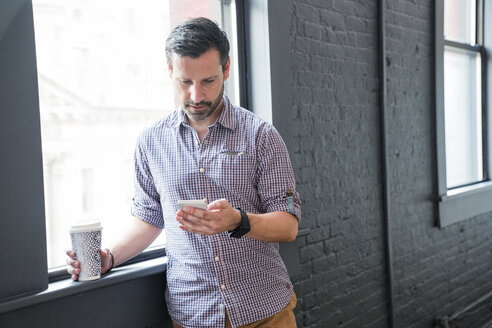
[435, 0, 492, 227]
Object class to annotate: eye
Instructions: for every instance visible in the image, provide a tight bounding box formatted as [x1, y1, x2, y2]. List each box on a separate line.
[181, 80, 192, 85]
[203, 79, 215, 83]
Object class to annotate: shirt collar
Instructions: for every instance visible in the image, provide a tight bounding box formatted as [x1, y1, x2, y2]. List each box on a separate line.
[215, 95, 236, 131]
[173, 95, 237, 131]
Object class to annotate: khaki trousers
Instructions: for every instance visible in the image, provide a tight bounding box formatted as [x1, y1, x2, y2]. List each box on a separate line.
[172, 292, 297, 328]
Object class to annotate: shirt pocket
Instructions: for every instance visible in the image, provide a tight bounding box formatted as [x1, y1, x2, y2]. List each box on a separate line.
[217, 148, 255, 192]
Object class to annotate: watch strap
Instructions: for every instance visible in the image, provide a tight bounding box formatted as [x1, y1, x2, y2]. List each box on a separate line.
[228, 208, 250, 238]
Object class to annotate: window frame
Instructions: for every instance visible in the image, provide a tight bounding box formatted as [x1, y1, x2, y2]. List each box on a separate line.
[0, 0, 49, 302]
[435, 0, 492, 227]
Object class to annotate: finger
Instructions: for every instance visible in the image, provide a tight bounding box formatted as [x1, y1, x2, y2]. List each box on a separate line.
[181, 211, 213, 228]
[66, 257, 80, 268]
[177, 215, 206, 232]
[71, 274, 78, 281]
[176, 215, 198, 228]
[180, 206, 208, 219]
[66, 258, 78, 268]
[178, 222, 211, 236]
[65, 250, 76, 259]
[177, 214, 218, 236]
[101, 248, 112, 273]
[178, 223, 189, 232]
[67, 266, 80, 275]
[177, 210, 200, 225]
[207, 199, 229, 210]
[177, 218, 191, 232]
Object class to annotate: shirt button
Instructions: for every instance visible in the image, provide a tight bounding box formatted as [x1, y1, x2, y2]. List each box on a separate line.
[199, 168, 205, 173]
[220, 285, 226, 290]
[214, 256, 219, 261]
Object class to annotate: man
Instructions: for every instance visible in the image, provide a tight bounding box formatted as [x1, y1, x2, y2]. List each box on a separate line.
[66, 17, 301, 328]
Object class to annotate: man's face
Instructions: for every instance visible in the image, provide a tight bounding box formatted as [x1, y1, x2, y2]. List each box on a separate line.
[169, 49, 230, 122]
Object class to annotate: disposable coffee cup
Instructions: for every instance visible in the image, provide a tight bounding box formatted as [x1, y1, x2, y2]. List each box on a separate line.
[69, 221, 102, 281]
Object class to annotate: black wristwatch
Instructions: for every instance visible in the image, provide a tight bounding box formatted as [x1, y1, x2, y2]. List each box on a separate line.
[228, 208, 250, 238]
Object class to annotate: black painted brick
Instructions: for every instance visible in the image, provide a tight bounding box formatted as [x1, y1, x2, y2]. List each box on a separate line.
[290, 0, 492, 327]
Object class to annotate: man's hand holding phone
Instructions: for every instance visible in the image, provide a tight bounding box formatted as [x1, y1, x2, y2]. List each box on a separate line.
[176, 199, 241, 236]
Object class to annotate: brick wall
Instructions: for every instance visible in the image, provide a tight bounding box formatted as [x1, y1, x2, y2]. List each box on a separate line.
[289, 1, 492, 327]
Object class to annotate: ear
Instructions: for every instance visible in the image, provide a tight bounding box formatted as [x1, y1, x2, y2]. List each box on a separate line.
[167, 61, 173, 78]
[223, 57, 231, 81]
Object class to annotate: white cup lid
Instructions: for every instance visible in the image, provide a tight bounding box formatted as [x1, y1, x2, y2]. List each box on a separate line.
[69, 221, 102, 232]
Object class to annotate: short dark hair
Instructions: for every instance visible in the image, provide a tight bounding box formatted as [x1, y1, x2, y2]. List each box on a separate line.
[166, 17, 230, 71]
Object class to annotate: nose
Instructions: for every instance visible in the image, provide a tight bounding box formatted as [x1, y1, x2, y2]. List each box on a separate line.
[190, 83, 204, 104]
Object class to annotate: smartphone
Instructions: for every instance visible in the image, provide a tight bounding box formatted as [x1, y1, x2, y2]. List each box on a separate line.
[178, 199, 208, 210]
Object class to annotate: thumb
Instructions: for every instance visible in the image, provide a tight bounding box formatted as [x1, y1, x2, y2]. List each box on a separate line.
[101, 248, 112, 273]
[101, 248, 110, 258]
[208, 198, 230, 211]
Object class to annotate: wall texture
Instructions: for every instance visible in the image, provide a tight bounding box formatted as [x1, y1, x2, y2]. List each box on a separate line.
[0, 272, 170, 328]
[289, 0, 492, 327]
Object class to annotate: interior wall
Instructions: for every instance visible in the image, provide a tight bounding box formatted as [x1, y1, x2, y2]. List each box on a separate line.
[385, 1, 492, 327]
[0, 273, 171, 328]
[290, 1, 388, 327]
[0, 0, 48, 302]
[289, 1, 492, 327]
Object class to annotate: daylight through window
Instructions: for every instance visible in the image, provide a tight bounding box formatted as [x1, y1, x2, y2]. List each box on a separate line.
[33, 0, 238, 269]
[443, 0, 484, 188]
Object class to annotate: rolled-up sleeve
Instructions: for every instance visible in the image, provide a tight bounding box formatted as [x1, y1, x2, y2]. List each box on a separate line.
[131, 134, 165, 228]
[256, 124, 302, 221]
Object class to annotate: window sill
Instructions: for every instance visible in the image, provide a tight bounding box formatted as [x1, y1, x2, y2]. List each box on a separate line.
[0, 256, 167, 315]
[438, 181, 492, 227]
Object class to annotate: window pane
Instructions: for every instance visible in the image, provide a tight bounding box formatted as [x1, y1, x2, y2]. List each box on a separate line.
[33, 0, 230, 268]
[444, 0, 476, 44]
[444, 46, 483, 188]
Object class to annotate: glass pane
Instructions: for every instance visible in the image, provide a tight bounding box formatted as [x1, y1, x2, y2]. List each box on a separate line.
[444, 46, 482, 188]
[32, 0, 232, 268]
[444, 0, 476, 44]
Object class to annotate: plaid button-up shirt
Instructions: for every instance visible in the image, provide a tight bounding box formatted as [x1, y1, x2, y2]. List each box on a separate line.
[131, 96, 302, 328]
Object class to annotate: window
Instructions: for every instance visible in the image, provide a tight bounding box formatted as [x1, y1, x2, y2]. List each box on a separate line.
[1, 0, 301, 304]
[32, 0, 242, 270]
[443, 0, 483, 188]
[435, 0, 492, 226]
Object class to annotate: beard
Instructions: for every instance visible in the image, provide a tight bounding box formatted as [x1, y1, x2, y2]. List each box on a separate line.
[182, 84, 225, 122]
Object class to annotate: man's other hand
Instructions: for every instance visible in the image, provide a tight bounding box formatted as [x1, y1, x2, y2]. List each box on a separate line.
[65, 248, 113, 280]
